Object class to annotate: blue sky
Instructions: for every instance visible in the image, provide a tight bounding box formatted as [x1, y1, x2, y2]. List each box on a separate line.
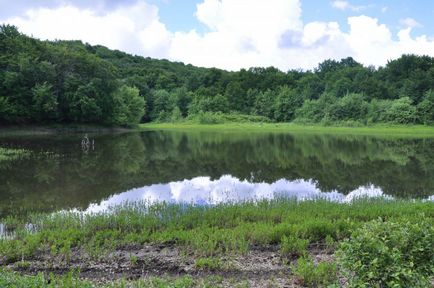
[151, 0, 434, 37]
[1, 0, 434, 70]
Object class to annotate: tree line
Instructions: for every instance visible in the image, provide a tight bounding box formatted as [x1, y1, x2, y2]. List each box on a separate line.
[1, 24, 434, 126]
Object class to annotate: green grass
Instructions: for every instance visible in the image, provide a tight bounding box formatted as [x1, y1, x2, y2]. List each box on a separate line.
[0, 124, 129, 137]
[1, 199, 432, 262]
[139, 122, 434, 138]
[194, 257, 223, 271]
[0, 147, 30, 162]
[0, 269, 223, 288]
[290, 256, 338, 287]
[1, 199, 433, 286]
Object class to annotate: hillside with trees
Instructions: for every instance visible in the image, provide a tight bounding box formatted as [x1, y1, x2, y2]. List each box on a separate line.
[1, 24, 434, 126]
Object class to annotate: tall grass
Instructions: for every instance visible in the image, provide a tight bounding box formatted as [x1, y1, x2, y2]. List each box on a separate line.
[1, 199, 432, 262]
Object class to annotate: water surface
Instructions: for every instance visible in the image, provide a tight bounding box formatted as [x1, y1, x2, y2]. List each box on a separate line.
[1, 130, 433, 217]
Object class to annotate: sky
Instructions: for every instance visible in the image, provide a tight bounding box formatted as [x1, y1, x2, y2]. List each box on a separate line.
[1, 0, 434, 71]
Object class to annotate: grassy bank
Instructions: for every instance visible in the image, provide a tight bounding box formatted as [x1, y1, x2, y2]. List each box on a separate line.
[0, 147, 30, 162]
[140, 122, 434, 138]
[2, 122, 434, 138]
[0, 124, 130, 137]
[1, 199, 433, 287]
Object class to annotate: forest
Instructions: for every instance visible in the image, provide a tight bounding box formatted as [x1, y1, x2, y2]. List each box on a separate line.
[1, 24, 434, 126]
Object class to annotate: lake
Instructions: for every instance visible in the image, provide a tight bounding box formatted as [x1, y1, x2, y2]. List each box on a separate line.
[1, 129, 433, 218]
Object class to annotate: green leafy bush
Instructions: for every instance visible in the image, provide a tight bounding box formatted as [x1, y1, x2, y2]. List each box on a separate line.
[337, 218, 434, 287]
[191, 111, 225, 124]
[327, 93, 369, 122]
[386, 97, 417, 124]
[188, 111, 270, 124]
[417, 90, 434, 124]
[111, 85, 146, 127]
[280, 235, 309, 257]
[195, 257, 222, 271]
[290, 256, 338, 287]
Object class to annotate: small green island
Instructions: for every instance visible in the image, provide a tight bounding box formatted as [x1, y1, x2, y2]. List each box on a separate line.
[0, 24, 433, 287]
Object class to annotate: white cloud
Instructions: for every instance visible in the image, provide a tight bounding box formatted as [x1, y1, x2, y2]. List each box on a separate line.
[331, 0, 368, 12]
[169, 0, 303, 70]
[3, 0, 434, 71]
[5, 1, 172, 58]
[400, 17, 423, 28]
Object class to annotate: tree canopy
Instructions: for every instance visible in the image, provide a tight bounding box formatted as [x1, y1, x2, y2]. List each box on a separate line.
[1, 24, 434, 126]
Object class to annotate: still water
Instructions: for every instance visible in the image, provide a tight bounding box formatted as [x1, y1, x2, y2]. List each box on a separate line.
[1, 130, 433, 217]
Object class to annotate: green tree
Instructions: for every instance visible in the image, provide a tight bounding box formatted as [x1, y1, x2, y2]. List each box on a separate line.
[111, 85, 145, 126]
[295, 93, 337, 123]
[151, 89, 174, 121]
[170, 107, 183, 122]
[273, 86, 303, 122]
[417, 90, 434, 124]
[327, 93, 368, 122]
[367, 99, 393, 123]
[172, 87, 191, 117]
[254, 90, 275, 119]
[32, 82, 58, 121]
[225, 82, 245, 112]
[386, 97, 416, 124]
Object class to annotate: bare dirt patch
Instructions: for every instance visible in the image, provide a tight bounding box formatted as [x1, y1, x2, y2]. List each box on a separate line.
[5, 244, 337, 287]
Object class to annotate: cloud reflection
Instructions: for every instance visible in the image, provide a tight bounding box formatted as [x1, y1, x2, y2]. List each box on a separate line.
[84, 175, 394, 213]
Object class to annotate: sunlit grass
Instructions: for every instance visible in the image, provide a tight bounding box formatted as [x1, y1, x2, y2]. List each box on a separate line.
[0, 269, 221, 287]
[1, 199, 432, 262]
[0, 147, 30, 162]
[140, 122, 434, 138]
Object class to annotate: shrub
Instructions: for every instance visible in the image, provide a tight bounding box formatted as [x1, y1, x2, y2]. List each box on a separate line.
[367, 99, 393, 123]
[386, 97, 417, 124]
[111, 85, 146, 126]
[280, 235, 309, 257]
[327, 93, 369, 122]
[192, 111, 225, 124]
[195, 257, 222, 271]
[188, 111, 270, 124]
[337, 218, 434, 287]
[417, 89, 434, 124]
[290, 256, 338, 287]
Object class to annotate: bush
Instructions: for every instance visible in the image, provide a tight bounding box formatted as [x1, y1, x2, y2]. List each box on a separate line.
[290, 256, 338, 287]
[386, 97, 417, 124]
[367, 99, 393, 123]
[195, 257, 222, 271]
[417, 90, 434, 124]
[190, 111, 225, 124]
[188, 112, 271, 124]
[337, 219, 434, 287]
[327, 93, 368, 122]
[280, 235, 309, 257]
[295, 93, 336, 123]
[111, 85, 146, 126]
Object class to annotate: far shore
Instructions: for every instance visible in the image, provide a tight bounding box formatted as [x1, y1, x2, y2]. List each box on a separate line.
[2, 122, 434, 138]
[140, 122, 434, 138]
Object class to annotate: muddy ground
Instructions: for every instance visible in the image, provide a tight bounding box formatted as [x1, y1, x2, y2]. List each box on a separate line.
[4, 244, 342, 287]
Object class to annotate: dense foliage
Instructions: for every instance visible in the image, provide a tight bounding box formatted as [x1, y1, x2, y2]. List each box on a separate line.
[2, 24, 434, 126]
[338, 219, 434, 287]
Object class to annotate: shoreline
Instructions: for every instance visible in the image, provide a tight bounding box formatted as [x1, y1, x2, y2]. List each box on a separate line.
[1, 199, 432, 287]
[1, 122, 434, 138]
[140, 122, 434, 138]
[0, 124, 131, 136]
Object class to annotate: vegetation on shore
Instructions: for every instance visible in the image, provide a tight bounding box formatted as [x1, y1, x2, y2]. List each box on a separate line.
[0, 269, 223, 288]
[1, 199, 433, 286]
[2, 24, 434, 127]
[140, 121, 434, 137]
[0, 147, 30, 162]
